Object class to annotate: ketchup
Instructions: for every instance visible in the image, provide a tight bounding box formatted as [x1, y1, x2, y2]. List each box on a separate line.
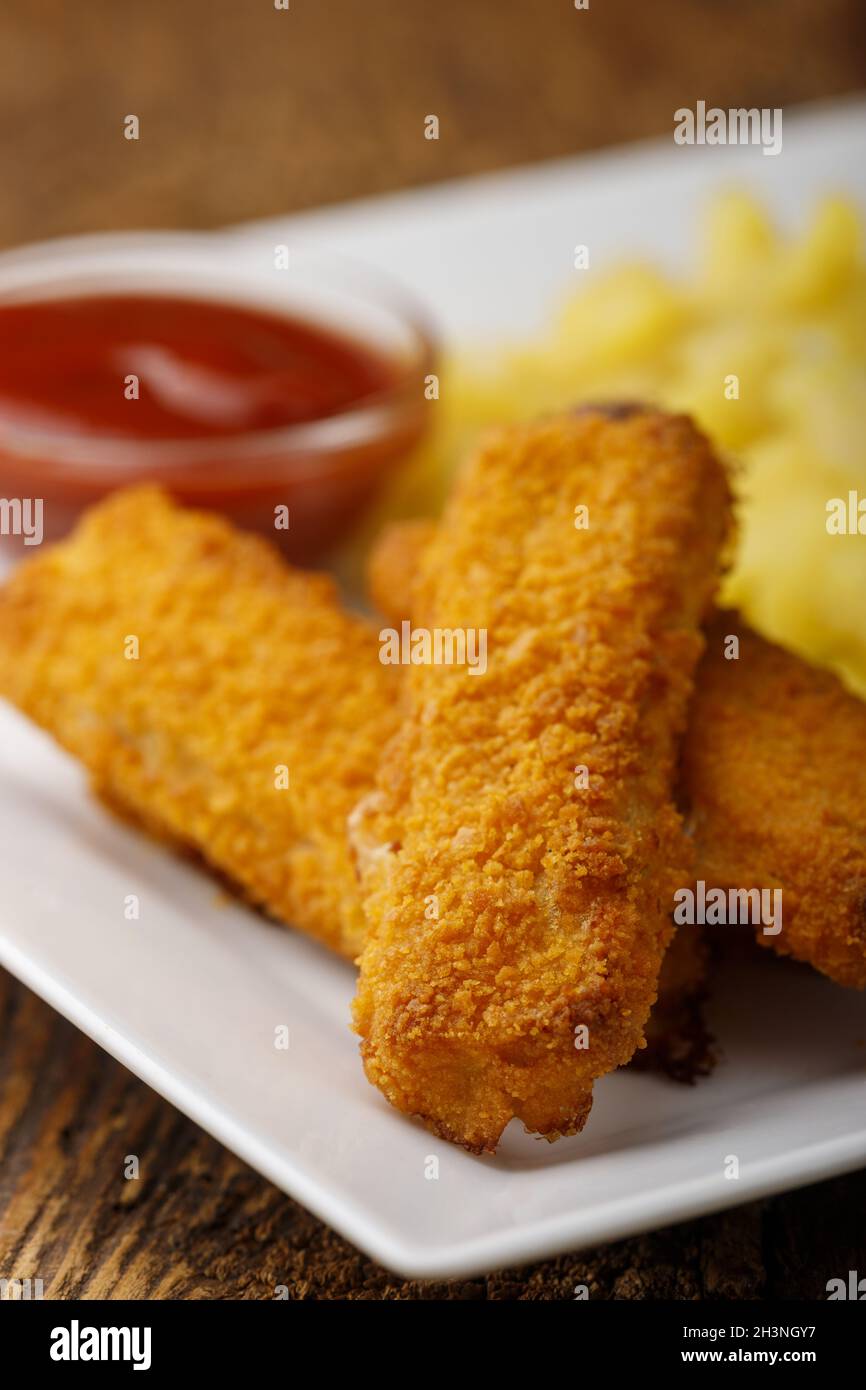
[0, 292, 431, 558]
[0, 295, 394, 440]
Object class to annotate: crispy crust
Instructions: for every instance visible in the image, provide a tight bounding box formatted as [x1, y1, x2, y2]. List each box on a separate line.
[684, 616, 866, 987]
[352, 411, 730, 1151]
[370, 517, 718, 1073]
[0, 487, 402, 958]
[369, 531, 866, 990]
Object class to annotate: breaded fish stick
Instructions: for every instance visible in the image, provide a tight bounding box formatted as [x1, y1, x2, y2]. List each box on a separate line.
[0, 486, 708, 1089]
[366, 516, 436, 625]
[368, 525, 866, 988]
[370, 516, 716, 1076]
[352, 410, 730, 1151]
[685, 616, 866, 987]
[0, 487, 402, 958]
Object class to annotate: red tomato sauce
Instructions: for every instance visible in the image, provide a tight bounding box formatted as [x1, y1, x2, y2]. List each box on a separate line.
[0, 294, 394, 440]
[0, 293, 430, 557]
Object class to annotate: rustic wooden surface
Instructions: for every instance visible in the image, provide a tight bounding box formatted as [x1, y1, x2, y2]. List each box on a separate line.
[0, 0, 864, 249]
[3, 968, 865, 1300]
[1, 0, 865, 1299]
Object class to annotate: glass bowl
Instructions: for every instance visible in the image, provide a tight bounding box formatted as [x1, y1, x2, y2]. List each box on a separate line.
[0, 231, 437, 560]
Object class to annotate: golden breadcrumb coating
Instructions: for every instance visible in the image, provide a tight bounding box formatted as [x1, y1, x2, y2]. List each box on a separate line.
[0, 483, 717, 1093]
[369, 515, 719, 1068]
[0, 487, 402, 958]
[684, 615, 866, 987]
[369, 526, 866, 990]
[352, 411, 731, 1151]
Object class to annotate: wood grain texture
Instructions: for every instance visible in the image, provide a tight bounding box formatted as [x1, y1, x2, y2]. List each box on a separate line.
[1, 0, 865, 1299]
[2, 967, 865, 1300]
[0, 0, 863, 249]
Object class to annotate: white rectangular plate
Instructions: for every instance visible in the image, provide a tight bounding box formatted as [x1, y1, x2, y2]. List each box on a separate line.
[2, 99, 866, 1279]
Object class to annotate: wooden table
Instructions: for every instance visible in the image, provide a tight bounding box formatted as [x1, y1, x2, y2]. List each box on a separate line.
[1, 0, 864, 1299]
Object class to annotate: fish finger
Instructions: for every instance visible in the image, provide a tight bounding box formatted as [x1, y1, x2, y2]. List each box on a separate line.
[352, 409, 731, 1151]
[368, 522, 866, 987]
[684, 615, 866, 987]
[0, 486, 402, 958]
